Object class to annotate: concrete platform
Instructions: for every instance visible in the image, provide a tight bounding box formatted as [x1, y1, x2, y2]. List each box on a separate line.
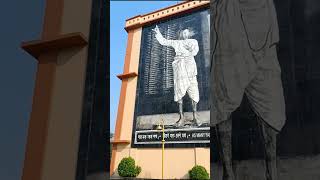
[136, 111, 210, 130]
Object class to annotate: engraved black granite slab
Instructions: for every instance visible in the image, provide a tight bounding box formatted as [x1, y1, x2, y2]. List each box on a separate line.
[131, 7, 210, 148]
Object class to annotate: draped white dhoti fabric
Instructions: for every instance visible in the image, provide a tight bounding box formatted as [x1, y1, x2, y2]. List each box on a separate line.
[172, 56, 199, 103]
[154, 31, 200, 103]
[211, 0, 286, 131]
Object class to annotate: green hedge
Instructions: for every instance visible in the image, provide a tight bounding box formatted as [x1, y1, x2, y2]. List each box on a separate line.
[118, 157, 141, 177]
[188, 165, 209, 180]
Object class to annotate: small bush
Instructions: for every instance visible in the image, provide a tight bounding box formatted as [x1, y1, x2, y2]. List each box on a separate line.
[188, 165, 209, 180]
[118, 157, 141, 177]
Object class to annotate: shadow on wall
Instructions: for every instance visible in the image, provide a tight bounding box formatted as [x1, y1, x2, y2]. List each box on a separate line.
[57, 46, 86, 66]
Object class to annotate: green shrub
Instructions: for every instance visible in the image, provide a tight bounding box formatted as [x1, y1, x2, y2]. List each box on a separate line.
[118, 157, 141, 177]
[188, 165, 209, 180]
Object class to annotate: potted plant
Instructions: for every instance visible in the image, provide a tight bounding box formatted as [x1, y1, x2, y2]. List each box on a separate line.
[188, 165, 209, 180]
[118, 157, 141, 178]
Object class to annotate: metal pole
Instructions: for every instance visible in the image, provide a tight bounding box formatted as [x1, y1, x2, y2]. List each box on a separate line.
[162, 120, 165, 180]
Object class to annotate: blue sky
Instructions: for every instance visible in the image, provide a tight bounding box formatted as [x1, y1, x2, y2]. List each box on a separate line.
[110, 1, 180, 133]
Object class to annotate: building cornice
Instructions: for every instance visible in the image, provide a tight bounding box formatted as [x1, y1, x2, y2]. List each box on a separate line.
[124, 1, 209, 32]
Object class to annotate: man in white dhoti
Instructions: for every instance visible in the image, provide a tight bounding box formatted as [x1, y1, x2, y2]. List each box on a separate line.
[152, 25, 201, 127]
[211, 0, 286, 179]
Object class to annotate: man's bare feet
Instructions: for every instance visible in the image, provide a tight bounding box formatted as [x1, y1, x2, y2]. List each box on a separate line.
[192, 112, 202, 126]
[175, 115, 185, 127]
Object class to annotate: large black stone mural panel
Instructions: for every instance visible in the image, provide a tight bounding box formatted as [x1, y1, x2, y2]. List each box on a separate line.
[131, 8, 210, 148]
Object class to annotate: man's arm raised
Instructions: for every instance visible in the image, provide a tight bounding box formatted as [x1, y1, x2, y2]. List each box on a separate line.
[152, 25, 175, 47]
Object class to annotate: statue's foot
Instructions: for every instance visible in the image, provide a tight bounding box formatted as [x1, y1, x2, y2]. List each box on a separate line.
[192, 112, 201, 126]
[266, 169, 277, 180]
[223, 171, 235, 180]
[222, 167, 235, 180]
[192, 118, 202, 127]
[175, 117, 185, 127]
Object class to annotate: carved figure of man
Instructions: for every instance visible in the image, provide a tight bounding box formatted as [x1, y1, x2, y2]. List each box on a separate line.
[152, 25, 201, 127]
[210, 0, 286, 179]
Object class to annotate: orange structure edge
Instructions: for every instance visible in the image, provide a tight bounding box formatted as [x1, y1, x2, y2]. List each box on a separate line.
[21, 0, 89, 180]
[21, 32, 88, 59]
[110, 30, 135, 175]
[111, 140, 131, 145]
[21, 0, 64, 179]
[117, 72, 138, 80]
